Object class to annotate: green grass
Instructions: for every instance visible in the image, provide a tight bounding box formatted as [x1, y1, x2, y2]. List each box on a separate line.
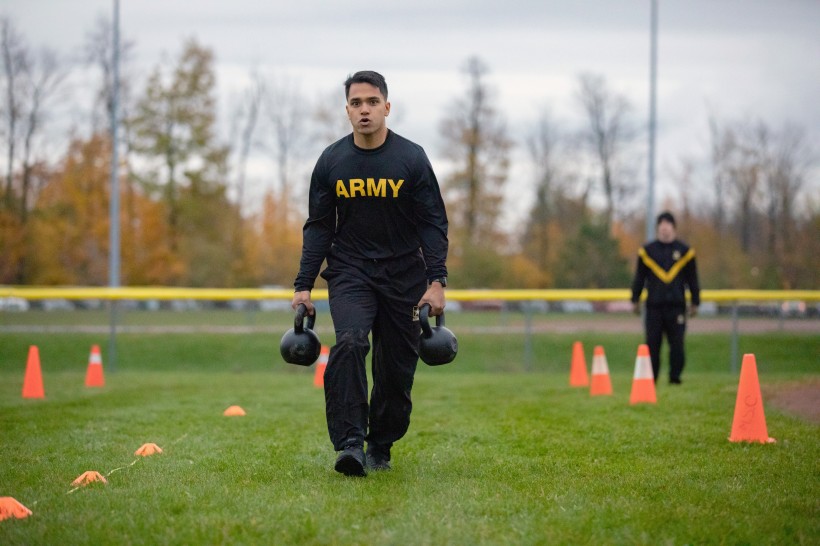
[0, 329, 818, 544]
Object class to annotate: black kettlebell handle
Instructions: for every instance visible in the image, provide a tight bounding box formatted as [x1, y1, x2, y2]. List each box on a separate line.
[419, 304, 444, 337]
[294, 303, 316, 333]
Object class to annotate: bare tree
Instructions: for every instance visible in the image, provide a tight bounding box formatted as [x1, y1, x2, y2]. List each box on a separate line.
[576, 73, 636, 231]
[758, 122, 812, 286]
[667, 157, 696, 223]
[1, 16, 66, 220]
[19, 47, 67, 222]
[439, 56, 512, 247]
[84, 14, 136, 136]
[706, 116, 749, 287]
[313, 88, 350, 145]
[523, 109, 562, 271]
[706, 115, 814, 285]
[228, 70, 264, 216]
[725, 123, 762, 253]
[707, 115, 735, 234]
[263, 74, 310, 224]
[773, 126, 811, 249]
[1, 16, 27, 209]
[753, 122, 779, 262]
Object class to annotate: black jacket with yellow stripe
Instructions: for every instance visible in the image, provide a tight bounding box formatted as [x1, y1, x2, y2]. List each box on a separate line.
[631, 239, 700, 307]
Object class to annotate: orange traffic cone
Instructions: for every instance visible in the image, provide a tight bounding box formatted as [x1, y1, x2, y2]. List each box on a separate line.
[629, 344, 657, 405]
[0, 497, 32, 521]
[590, 346, 613, 396]
[313, 345, 329, 388]
[85, 344, 105, 388]
[22, 345, 45, 399]
[569, 341, 589, 387]
[729, 354, 776, 444]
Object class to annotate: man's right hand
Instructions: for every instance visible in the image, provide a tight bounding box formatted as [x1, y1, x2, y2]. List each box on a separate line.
[632, 302, 641, 315]
[292, 290, 315, 315]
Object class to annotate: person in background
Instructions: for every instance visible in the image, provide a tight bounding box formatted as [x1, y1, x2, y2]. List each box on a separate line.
[631, 211, 700, 385]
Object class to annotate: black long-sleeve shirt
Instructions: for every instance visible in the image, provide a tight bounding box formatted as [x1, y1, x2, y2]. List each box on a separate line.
[631, 239, 700, 307]
[294, 130, 448, 291]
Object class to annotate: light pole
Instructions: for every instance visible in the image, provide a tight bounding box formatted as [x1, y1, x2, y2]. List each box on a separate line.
[647, 0, 658, 242]
[108, 0, 121, 371]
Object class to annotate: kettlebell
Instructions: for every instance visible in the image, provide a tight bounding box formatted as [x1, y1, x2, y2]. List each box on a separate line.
[280, 303, 321, 366]
[418, 304, 458, 366]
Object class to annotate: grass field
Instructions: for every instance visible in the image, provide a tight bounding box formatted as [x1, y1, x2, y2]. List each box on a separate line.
[1, 314, 818, 544]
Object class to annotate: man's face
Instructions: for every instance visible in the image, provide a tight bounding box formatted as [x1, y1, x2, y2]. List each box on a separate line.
[346, 83, 390, 137]
[657, 220, 676, 243]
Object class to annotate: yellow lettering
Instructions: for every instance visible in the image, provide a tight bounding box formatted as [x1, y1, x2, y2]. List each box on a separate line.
[350, 178, 366, 197]
[338, 178, 404, 198]
[336, 180, 350, 198]
[367, 178, 386, 197]
[387, 179, 404, 198]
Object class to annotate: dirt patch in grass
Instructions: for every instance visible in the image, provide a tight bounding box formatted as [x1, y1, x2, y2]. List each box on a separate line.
[764, 379, 820, 424]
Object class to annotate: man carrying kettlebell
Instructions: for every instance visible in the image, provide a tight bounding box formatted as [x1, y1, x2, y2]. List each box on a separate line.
[291, 71, 449, 477]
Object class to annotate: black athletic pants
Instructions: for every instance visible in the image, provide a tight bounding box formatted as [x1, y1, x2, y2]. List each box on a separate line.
[320, 248, 427, 452]
[645, 304, 687, 382]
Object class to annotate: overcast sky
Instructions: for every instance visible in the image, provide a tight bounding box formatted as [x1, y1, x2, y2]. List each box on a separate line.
[4, 0, 819, 225]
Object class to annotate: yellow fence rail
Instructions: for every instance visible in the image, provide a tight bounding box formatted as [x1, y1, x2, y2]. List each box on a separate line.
[2, 286, 819, 302]
[2, 286, 816, 374]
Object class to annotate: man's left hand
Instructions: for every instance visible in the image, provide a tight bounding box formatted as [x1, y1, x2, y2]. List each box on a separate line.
[689, 305, 698, 318]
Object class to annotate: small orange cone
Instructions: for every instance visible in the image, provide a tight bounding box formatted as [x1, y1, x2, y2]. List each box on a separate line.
[223, 405, 246, 416]
[729, 354, 776, 444]
[630, 344, 657, 405]
[313, 345, 329, 388]
[0, 497, 32, 521]
[569, 341, 589, 387]
[589, 346, 613, 396]
[84, 344, 105, 388]
[71, 471, 108, 487]
[135, 443, 163, 456]
[22, 345, 45, 399]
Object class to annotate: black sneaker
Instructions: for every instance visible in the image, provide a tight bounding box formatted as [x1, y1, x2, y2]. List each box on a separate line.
[670, 378, 682, 385]
[366, 445, 391, 471]
[334, 445, 367, 477]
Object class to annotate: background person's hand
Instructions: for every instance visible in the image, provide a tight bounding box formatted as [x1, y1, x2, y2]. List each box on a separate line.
[632, 302, 641, 315]
[689, 304, 698, 318]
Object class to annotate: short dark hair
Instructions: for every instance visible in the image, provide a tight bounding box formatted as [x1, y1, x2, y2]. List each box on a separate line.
[344, 71, 388, 100]
[656, 211, 676, 227]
